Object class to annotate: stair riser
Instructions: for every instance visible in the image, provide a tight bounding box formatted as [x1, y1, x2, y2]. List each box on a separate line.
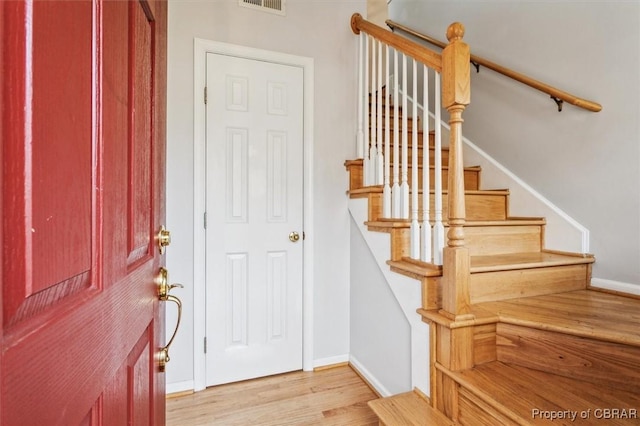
[458, 387, 518, 426]
[389, 225, 543, 272]
[357, 146, 452, 166]
[361, 151, 451, 172]
[385, 224, 539, 262]
[346, 163, 480, 192]
[368, 117, 419, 130]
[406, 167, 479, 192]
[367, 130, 433, 149]
[465, 226, 542, 256]
[364, 192, 508, 222]
[496, 323, 640, 394]
[410, 193, 507, 222]
[435, 371, 520, 426]
[470, 264, 589, 304]
[388, 148, 450, 166]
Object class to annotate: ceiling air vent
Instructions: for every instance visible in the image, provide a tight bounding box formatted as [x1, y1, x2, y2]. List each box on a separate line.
[239, 0, 286, 16]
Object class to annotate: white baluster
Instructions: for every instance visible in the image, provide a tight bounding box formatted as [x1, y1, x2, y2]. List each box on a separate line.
[391, 49, 400, 218]
[376, 40, 384, 185]
[433, 72, 445, 265]
[356, 33, 364, 159]
[363, 35, 370, 186]
[400, 54, 409, 219]
[369, 39, 378, 187]
[421, 64, 432, 263]
[410, 59, 420, 258]
[382, 44, 391, 218]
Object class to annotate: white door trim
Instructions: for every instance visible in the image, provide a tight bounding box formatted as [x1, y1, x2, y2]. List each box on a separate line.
[193, 38, 314, 392]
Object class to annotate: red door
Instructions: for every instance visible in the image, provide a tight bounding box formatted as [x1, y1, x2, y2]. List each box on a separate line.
[1, 0, 168, 424]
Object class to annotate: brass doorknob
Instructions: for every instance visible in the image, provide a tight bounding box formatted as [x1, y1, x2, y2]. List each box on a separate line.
[157, 225, 171, 255]
[157, 267, 184, 301]
[289, 231, 300, 243]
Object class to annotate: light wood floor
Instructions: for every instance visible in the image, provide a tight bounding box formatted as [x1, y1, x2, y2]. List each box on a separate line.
[166, 365, 380, 425]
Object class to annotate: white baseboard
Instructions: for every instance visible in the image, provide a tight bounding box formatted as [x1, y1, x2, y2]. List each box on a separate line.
[313, 354, 350, 370]
[166, 380, 195, 395]
[349, 355, 392, 397]
[590, 278, 640, 296]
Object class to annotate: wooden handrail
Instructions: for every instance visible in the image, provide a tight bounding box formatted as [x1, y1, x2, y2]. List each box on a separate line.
[351, 13, 442, 72]
[386, 19, 602, 113]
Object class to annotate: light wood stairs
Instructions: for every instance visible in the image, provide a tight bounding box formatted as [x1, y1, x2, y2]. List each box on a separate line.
[346, 97, 640, 425]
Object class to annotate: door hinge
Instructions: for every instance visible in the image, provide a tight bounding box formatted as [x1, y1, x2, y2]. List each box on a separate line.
[204, 336, 207, 354]
[203, 211, 207, 229]
[204, 86, 208, 105]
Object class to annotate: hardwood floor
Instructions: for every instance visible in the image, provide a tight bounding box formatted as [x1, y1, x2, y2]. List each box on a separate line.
[166, 365, 380, 425]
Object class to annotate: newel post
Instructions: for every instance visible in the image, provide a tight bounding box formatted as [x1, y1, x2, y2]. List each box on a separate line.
[441, 22, 473, 321]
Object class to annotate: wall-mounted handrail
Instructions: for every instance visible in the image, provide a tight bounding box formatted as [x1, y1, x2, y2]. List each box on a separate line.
[386, 19, 602, 113]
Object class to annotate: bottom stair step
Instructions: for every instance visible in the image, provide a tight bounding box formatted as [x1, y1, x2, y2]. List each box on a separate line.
[368, 391, 457, 425]
[440, 361, 640, 425]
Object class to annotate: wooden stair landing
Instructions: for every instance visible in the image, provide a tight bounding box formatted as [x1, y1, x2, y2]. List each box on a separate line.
[368, 391, 457, 426]
[440, 361, 640, 425]
[477, 289, 640, 347]
[477, 289, 640, 396]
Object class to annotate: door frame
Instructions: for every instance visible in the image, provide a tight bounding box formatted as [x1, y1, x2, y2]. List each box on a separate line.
[193, 39, 314, 392]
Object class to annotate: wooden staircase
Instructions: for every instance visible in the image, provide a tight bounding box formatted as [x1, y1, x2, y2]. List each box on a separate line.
[346, 94, 640, 425]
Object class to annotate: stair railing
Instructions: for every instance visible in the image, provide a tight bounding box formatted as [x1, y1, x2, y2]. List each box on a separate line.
[386, 19, 602, 113]
[351, 14, 472, 318]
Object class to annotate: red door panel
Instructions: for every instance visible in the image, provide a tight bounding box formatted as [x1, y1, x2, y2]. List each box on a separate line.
[128, 0, 153, 267]
[31, 0, 93, 297]
[1, 1, 167, 424]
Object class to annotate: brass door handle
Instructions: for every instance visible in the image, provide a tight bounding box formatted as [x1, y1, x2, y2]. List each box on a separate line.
[156, 267, 184, 372]
[159, 294, 182, 372]
[289, 231, 300, 243]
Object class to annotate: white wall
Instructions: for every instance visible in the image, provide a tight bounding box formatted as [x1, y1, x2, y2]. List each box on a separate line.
[389, 0, 640, 288]
[166, 0, 366, 390]
[349, 218, 412, 396]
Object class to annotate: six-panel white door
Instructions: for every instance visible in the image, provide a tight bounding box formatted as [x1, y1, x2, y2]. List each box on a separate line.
[205, 53, 304, 386]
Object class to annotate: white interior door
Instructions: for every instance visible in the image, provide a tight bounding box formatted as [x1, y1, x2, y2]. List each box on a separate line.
[205, 53, 304, 386]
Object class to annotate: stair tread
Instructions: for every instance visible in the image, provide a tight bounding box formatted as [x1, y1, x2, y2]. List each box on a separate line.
[388, 251, 591, 279]
[476, 289, 640, 347]
[368, 391, 456, 426]
[386, 164, 482, 171]
[388, 258, 442, 277]
[349, 138, 446, 151]
[470, 251, 594, 272]
[344, 158, 482, 172]
[442, 361, 640, 425]
[348, 186, 383, 196]
[348, 185, 509, 196]
[366, 218, 546, 229]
